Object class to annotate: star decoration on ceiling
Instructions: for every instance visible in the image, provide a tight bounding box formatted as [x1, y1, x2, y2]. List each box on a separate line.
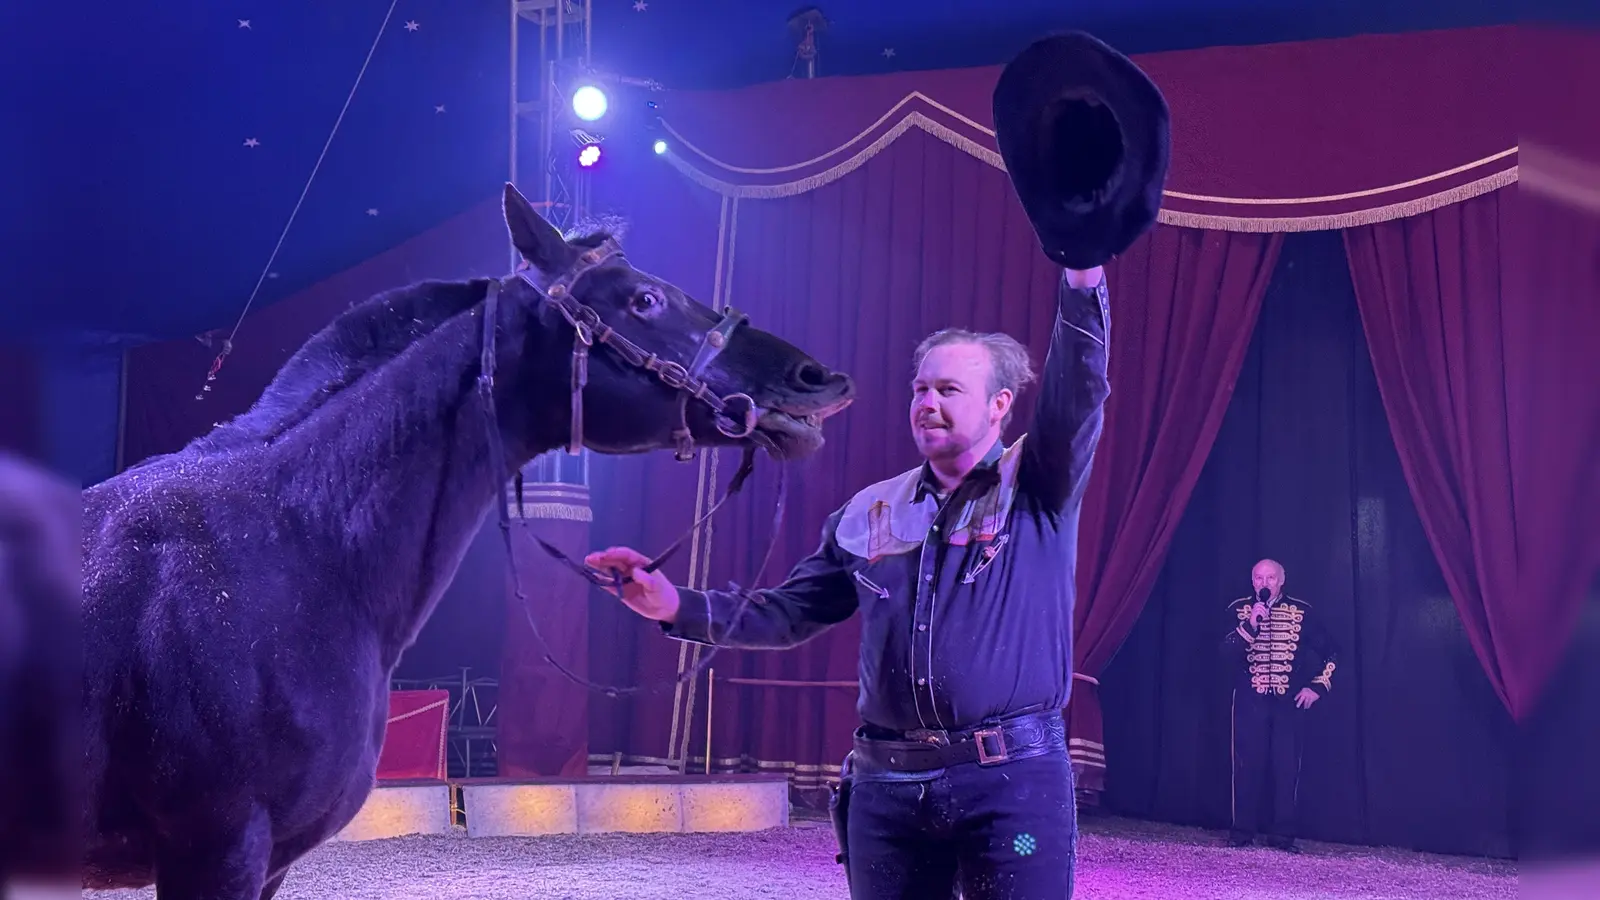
[404, 20, 420, 31]
[243, 138, 260, 148]
[366, 208, 380, 216]
[435, 104, 446, 114]
[238, 19, 251, 29]
[882, 48, 896, 58]
[633, 1, 647, 10]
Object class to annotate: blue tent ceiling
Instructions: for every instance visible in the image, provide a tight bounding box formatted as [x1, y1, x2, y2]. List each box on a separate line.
[7, 0, 1522, 346]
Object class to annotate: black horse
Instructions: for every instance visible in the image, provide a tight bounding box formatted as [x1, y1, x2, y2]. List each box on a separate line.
[81, 183, 855, 899]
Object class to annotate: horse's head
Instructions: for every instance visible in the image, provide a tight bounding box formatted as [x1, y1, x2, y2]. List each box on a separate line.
[500, 184, 854, 460]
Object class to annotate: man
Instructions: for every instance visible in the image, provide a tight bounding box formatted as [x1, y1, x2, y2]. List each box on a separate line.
[591, 261, 1106, 897]
[589, 31, 1170, 899]
[1223, 558, 1339, 853]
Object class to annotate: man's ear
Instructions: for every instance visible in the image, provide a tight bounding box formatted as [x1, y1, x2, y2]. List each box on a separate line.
[991, 388, 1015, 423]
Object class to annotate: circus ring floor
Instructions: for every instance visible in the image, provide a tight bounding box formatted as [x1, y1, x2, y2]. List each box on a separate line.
[82, 815, 1515, 899]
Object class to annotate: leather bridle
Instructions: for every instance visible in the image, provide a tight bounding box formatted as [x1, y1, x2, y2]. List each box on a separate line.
[474, 240, 788, 699]
[511, 236, 760, 461]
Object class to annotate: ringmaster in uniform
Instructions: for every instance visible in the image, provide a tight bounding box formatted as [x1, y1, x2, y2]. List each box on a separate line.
[587, 32, 1170, 899]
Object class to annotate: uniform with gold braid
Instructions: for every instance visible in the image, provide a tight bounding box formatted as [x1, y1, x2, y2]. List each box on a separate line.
[1223, 590, 1339, 850]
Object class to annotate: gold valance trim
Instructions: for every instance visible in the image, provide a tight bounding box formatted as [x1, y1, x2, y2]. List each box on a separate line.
[1163, 167, 1517, 232]
[1164, 147, 1517, 205]
[662, 97, 1519, 231]
[663, 91, 991, 176]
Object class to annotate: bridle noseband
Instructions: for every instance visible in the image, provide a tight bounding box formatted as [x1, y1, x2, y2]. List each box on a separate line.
[474, 239, 789, 700]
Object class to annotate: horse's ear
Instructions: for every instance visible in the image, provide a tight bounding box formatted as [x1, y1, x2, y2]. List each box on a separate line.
[503, 182, 571, 271]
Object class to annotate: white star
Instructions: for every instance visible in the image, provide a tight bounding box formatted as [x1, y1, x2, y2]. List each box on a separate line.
[268, 272, 279, 279]
[633, 1, 647, 10]
[366, 208, 379, 216]
[404, 20, 419, 31]
[243, 137, 260, 148]
[238, 19, 251, 29]
[434, 104, 446, 114]
[882, 48, 896, 58]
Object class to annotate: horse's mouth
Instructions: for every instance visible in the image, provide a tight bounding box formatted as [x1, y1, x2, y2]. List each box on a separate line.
[755, 398, 852, 457]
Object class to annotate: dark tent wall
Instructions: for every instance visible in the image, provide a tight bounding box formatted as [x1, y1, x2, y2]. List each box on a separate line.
[0, 348, 43, 460]
[1099, 230, 1515, 859]
[0, 342, 121, 486]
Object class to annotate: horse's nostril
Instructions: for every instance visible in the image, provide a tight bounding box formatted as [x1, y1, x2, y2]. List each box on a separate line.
[790, 361, 830, 389]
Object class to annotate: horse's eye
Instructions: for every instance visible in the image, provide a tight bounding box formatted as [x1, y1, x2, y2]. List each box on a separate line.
[631, 291, 663, 314]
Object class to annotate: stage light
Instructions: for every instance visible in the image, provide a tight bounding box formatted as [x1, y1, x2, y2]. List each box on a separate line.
[578, 143, 602, 167]
[571, 85, 608, 122]
[652, 139, 667, 155]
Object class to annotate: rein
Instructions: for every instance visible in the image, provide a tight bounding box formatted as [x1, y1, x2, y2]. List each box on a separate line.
[474, 243, 789, 699]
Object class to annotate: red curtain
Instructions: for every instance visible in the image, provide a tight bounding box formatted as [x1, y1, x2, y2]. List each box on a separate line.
[376, 689, 449, 781]
[1344, 186, 1600, 721]
[496, 483, 591, 778]
[1067, 226, 1284, 796]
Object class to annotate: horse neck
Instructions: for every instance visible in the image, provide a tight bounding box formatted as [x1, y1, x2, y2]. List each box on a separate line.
[271, 294, 569, 668]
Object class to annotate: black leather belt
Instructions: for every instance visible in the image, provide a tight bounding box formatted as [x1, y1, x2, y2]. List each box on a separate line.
[851, 708, 1065, 772]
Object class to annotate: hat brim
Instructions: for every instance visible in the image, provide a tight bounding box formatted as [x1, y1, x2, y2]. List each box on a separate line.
[993, 32, 1171, 269]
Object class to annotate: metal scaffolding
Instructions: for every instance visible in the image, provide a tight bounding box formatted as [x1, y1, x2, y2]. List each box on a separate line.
[510, 0, 593, 484]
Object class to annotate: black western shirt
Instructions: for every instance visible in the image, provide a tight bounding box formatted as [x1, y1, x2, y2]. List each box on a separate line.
[663, 274, 1110, 734]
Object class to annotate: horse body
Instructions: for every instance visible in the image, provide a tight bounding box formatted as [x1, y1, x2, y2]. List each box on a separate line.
[82, 298, 547, 894]
[81, 188, 853, 898]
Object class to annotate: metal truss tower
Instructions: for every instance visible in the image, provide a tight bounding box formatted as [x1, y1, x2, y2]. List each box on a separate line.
[510, 0, 593, 484]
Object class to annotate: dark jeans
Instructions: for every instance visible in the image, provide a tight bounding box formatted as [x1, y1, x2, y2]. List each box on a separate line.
[1230, 689, 1305, 840]
[841, 748, 1077, 899]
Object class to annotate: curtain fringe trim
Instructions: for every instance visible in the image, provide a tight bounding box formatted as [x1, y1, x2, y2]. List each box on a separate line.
[1162, 168, 1518, 232]
[661, 101, 1519, 232]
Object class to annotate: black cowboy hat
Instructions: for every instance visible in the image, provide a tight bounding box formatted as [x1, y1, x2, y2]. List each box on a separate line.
[993, 31, 1170, 270]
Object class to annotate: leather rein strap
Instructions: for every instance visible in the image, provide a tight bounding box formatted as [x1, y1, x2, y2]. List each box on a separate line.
[474, 244, 788, 699]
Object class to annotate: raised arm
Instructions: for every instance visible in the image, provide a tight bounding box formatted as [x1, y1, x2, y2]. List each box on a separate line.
[1222, 600, 1258, 654]
[662, 507, 859, 650]
[1017, 270, 1113, 515]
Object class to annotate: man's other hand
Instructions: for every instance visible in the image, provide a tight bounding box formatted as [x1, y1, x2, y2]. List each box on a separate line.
[1294, 688, 1320, 709]
[583, 546, 682, 624]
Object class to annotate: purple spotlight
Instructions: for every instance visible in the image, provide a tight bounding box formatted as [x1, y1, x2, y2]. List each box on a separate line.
[578, 143, 601, 167]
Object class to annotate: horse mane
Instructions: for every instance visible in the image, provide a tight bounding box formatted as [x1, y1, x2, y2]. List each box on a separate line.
[191, 278, 492, 454]
[168, 218, 627, 458]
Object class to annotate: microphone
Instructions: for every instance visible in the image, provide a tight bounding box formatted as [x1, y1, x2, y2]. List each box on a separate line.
[1250, 587, 1271, 629]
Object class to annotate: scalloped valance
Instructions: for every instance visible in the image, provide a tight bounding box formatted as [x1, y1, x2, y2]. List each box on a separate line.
[654, 26, 1518, 233]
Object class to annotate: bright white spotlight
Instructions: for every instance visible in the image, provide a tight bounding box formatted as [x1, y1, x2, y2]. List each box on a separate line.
[571, 85, 608, 122]
[652, 139, 667, 155]
[578, 143, 602, 167]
